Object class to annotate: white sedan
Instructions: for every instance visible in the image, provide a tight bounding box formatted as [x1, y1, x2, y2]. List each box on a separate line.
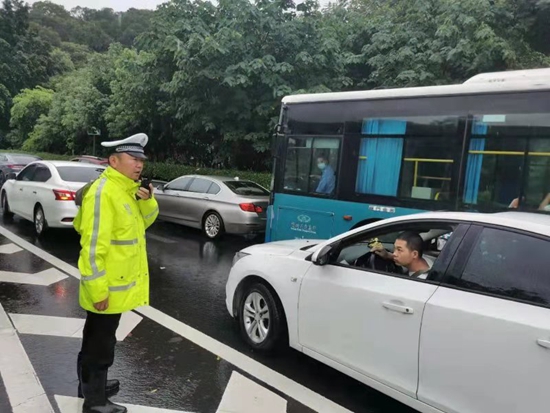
[226, 211, 550, 413]
[1, 160, 105, 236]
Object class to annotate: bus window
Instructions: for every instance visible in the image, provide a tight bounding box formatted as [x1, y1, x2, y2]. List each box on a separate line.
[283, 137, 340, 196]
[356, 116, 459, 201]
[463, 112, 550, 211]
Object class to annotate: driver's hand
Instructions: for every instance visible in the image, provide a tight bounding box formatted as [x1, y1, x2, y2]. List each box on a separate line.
[371, 245, 392, 260]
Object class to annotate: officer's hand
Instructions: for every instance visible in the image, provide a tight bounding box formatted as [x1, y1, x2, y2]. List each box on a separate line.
[136, 184, 154, 200]
[93, 297, 109, 312]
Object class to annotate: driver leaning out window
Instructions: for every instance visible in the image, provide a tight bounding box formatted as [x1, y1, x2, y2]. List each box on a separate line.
[371, 231, 431, 279]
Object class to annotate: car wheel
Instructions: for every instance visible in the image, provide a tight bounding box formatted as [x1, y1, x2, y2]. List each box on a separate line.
[34, 205, 48, 236]
[238, 282, 286, 353]
[2, 192, 13, 218]
[203, 211, 224, 239]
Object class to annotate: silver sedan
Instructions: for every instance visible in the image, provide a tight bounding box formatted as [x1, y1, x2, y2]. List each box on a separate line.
[154, 175, 269, 239]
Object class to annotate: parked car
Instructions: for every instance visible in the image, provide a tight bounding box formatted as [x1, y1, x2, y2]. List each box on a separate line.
[0, 152, 42, 188]
[226, 211, 550, 413]
[154, 175, 269, 239]
[1, 161, 105, 236]
[150, 179, 167, 190]
[70, 155, 108, 165]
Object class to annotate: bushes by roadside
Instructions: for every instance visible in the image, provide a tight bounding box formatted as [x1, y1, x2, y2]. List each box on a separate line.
[2, 150, 272, 189]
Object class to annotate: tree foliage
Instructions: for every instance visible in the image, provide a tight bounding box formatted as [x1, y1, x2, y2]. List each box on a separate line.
[1, 0, 549, 170]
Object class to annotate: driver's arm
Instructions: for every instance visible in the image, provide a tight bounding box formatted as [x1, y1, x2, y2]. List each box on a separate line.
[370, 244, 393, 261]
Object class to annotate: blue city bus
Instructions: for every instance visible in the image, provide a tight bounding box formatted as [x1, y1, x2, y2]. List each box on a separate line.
[265, 68, 550, 242]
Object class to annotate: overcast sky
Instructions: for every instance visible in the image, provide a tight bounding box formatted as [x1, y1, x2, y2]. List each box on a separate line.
[26, 0, 331, 12]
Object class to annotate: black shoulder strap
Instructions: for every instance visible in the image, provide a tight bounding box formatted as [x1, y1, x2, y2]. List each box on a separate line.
[74, 180, 95, 207]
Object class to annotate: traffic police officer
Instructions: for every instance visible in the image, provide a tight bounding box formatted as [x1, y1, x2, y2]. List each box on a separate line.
[74, 133, 159, 413]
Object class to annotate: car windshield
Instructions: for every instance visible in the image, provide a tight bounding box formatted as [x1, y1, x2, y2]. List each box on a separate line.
[224, 181, 269, 196]
[56, 166, 104, 182]
[10, 155, 41, 164]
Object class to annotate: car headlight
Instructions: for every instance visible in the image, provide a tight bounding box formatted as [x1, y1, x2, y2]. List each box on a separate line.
[232, 251, 250, 267]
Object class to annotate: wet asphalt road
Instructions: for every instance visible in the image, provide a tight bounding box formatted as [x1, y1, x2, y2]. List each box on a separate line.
[0, 215, 417, 413]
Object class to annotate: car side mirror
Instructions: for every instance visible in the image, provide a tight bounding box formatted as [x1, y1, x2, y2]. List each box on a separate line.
[313, 245, 334, 266]
[7, 172, 16, 180]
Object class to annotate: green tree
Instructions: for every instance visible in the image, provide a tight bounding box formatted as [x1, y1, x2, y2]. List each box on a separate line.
[8, 86, 53, 147]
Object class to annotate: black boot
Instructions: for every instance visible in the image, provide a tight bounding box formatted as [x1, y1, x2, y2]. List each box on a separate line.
[78, 353, 120, 398]
[81, 369, 127, 413]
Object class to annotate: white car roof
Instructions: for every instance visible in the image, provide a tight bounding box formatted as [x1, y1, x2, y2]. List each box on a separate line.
[282, 68, 550, 104]
[340, 211, 550, 240]
[39, 160, 106, 168]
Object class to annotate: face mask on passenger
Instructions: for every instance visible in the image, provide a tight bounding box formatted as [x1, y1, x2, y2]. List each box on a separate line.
[318, 162, 326, 170]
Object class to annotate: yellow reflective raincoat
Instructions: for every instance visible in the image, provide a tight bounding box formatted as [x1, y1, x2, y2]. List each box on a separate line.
[74, 167, 159, 314]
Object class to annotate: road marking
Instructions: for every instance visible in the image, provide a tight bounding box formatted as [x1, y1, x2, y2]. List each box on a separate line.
[146, 233, 177, 244]
[137, 306, 351, 413]
[216, 371, 287, 413]
[55, 395, 194, 413]
[0, 224, 352, 413]
[0, 268, 68, 286]
[0, 303, 54, 413]
[0, 243, 23, 254]
[8, 311, 143, 341]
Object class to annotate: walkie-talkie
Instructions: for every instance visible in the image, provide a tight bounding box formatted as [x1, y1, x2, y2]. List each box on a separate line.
[136, 177, 152, 200]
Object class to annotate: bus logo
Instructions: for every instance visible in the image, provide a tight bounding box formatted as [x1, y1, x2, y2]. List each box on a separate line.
[297, 214, 311, 223]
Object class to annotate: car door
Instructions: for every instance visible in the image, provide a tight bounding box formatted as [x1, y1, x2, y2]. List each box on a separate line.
[155, 177, 193, 222]
[183, 178, 214, 226]
[9, 164, 37, 217]
[22, 165, 52, 219]
[418, 225, 550, 413]
[299, 221, 468, 398]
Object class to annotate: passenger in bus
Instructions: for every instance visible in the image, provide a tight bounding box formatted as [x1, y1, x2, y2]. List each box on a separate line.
[315, 156, 336, 195]
[539, 193, 550, 211]
[370, 232, 431, 279]
[508, 193, 550, 211]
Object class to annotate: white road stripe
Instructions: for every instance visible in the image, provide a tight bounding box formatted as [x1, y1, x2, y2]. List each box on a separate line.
[8, 311, 143, 341]
[0, 225, 352, 413]
[0, 268, 68, 286]
[0, 303, 54, 413]
[0, 243, 23, 254]
[55, 395, 193, 413]
[216, 371, 287, 413]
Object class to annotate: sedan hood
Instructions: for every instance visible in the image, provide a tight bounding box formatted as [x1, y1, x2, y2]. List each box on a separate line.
[242, 239, 321, 256]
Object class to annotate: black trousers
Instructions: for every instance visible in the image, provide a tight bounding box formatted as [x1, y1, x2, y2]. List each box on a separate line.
[78, 311, 121, 382]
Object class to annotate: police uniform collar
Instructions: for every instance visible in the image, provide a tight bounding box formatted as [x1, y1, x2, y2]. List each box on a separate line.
[104, 167, 140, 192]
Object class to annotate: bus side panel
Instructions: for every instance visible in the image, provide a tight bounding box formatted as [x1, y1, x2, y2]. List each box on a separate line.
[268, 193, 426, 242]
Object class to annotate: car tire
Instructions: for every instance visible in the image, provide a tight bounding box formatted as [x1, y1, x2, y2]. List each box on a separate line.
[202, 211, 224, 240]
[2, 192, 13, 218]
[238, 282, 287, 353]
[34, 205, 48, 236]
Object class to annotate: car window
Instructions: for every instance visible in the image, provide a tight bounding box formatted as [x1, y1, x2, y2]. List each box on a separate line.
[208, 183, 221, 194]
[0, 155, 7, 162]
[56, 166, 104, 183]
[188, 178, 212, 193]
[16, 165, 37, 181]
[167, 177, 192, 191]
[453, 228, 550, 306]
[32, 166, 52, 183]
[334, 223, 456, 280]
[224, 181, 269, 196]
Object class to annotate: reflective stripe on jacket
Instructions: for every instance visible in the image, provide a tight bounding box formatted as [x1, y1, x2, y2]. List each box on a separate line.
[74, 167, 159, 314]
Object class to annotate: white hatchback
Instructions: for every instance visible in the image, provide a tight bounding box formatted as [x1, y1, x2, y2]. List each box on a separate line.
[1, 161, 105, 235]
[226, 211, 550, 413]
